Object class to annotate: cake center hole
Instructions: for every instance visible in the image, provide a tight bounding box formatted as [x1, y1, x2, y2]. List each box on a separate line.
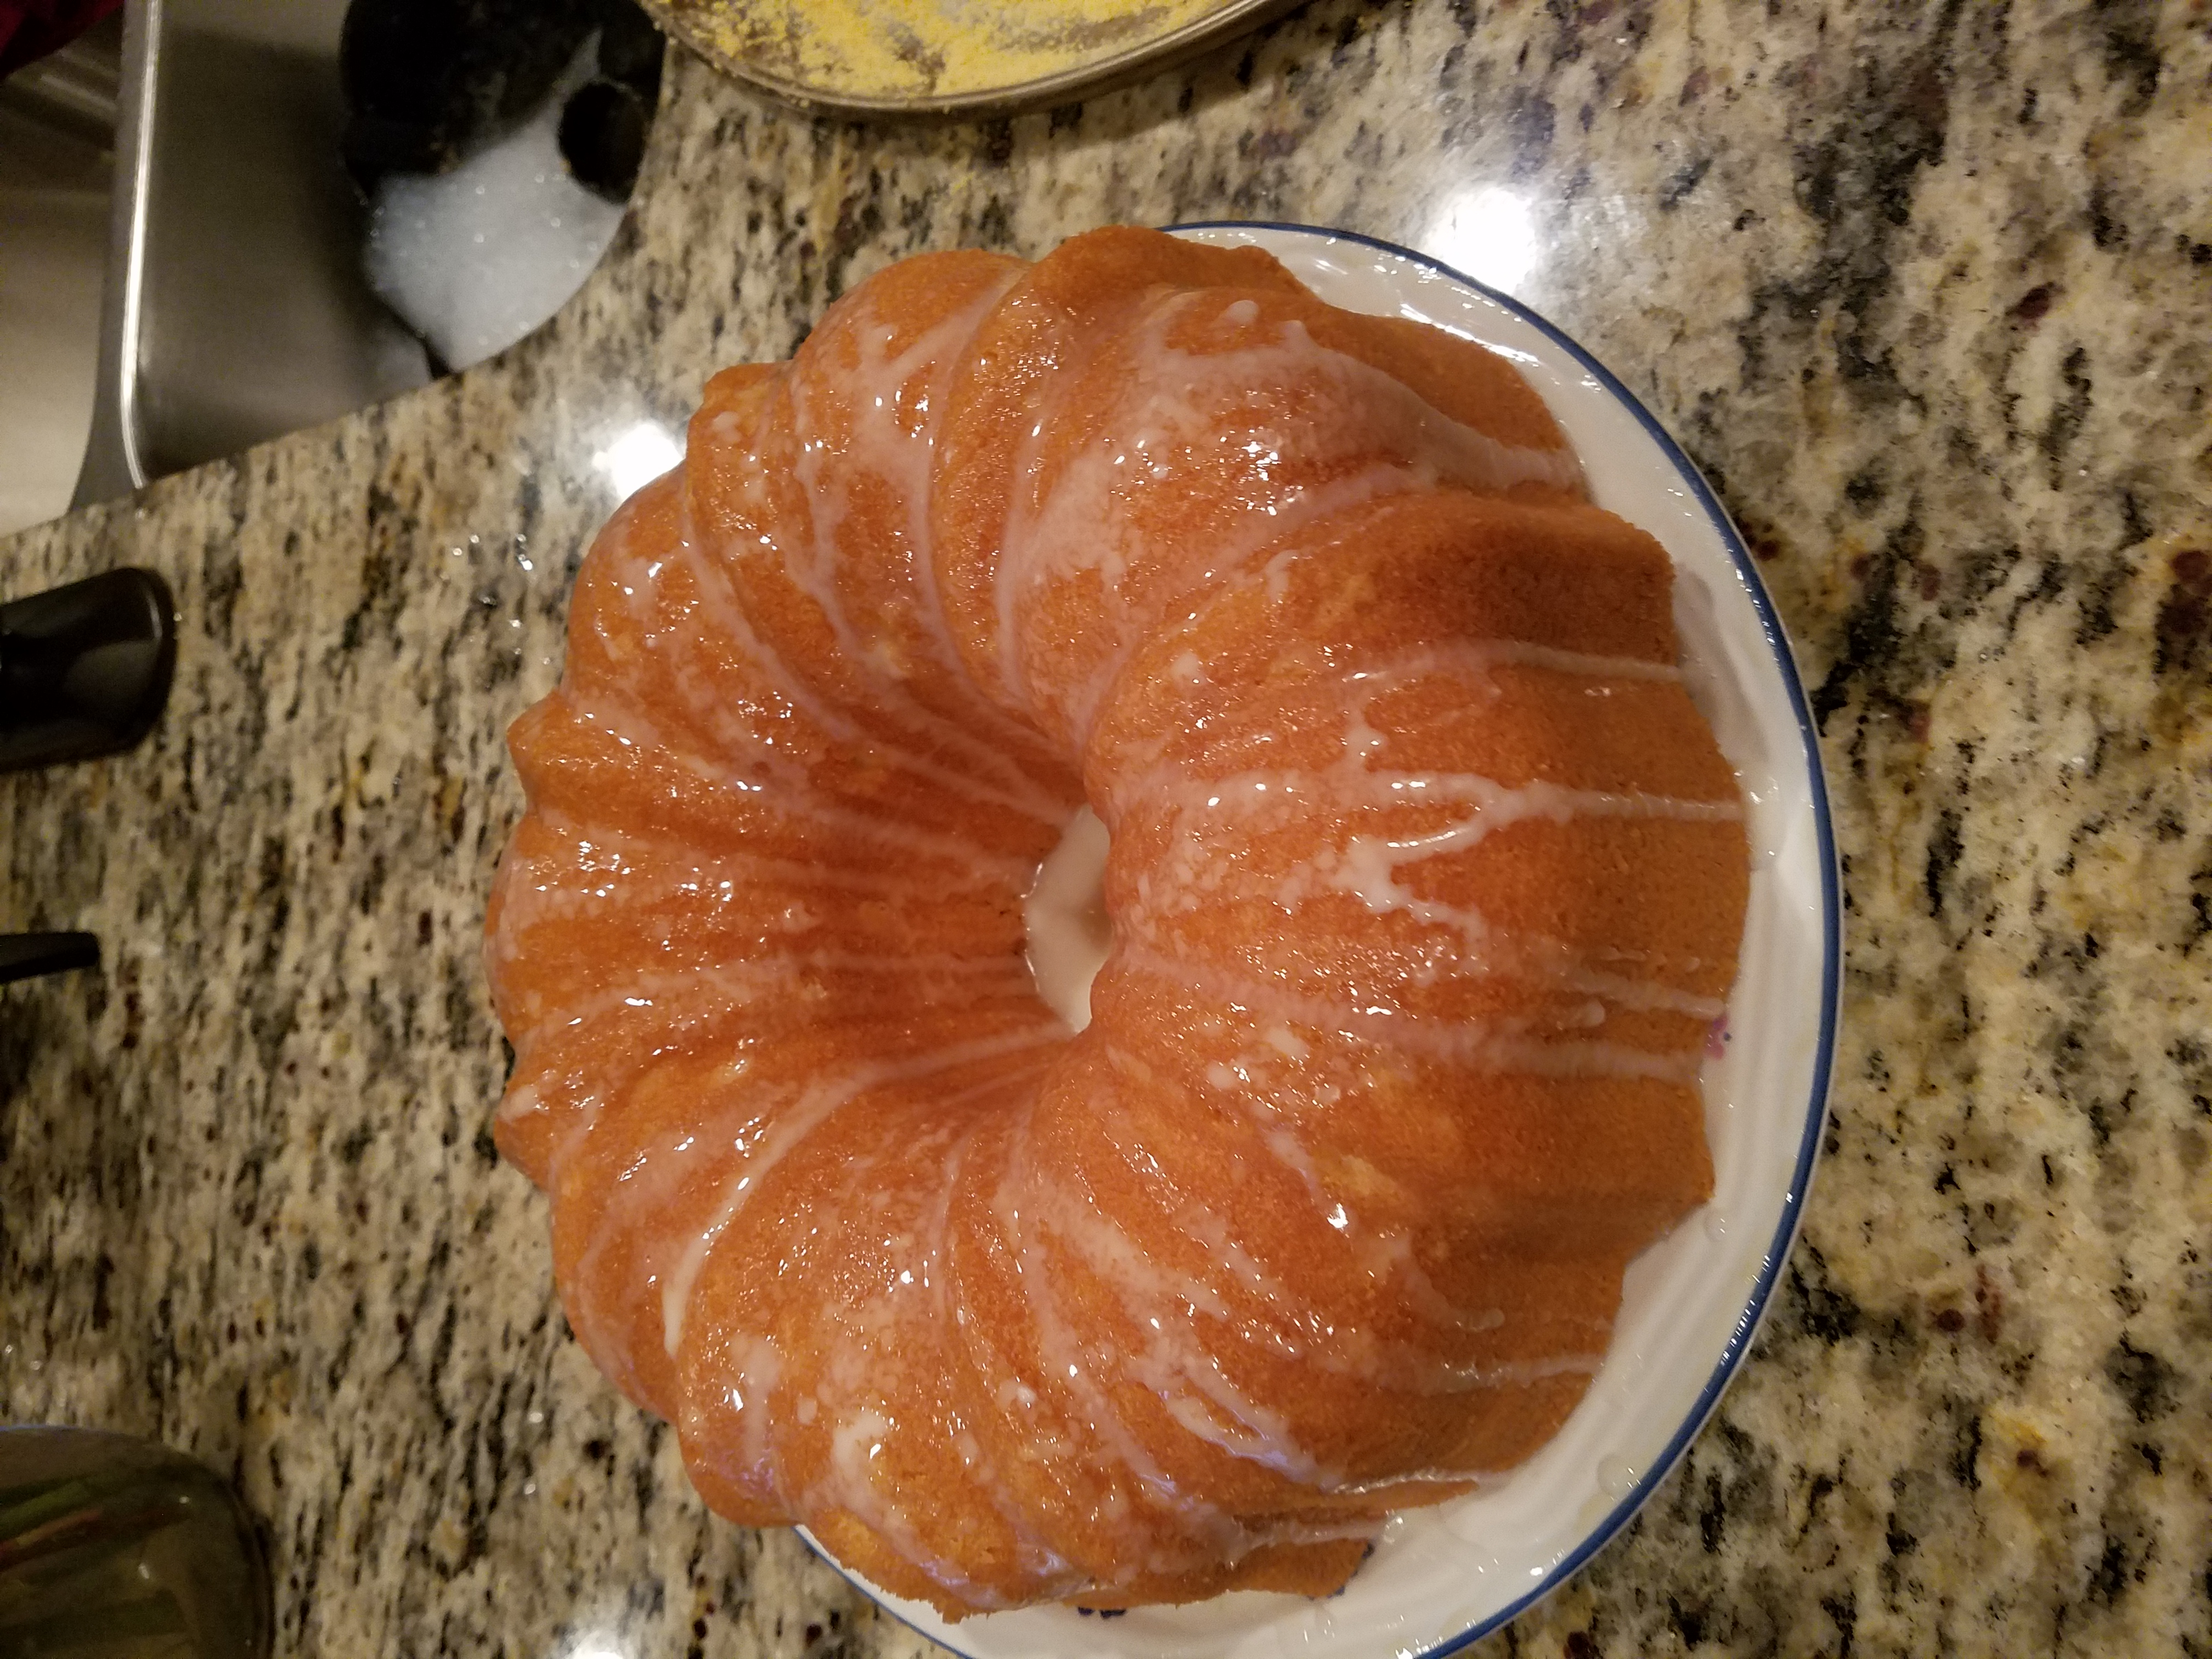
[1024, 806, 1111, 1032]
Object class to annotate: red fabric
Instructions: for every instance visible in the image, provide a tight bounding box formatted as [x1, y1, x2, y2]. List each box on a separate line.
[0, 0, 122, 83]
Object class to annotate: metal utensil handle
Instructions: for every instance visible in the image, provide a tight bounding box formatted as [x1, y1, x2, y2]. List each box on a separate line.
[0, 933, 101, 986]
[0, 567, 176, 774]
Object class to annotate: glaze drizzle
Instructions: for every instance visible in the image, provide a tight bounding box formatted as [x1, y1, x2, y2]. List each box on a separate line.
[486, 228, 1747, 1617]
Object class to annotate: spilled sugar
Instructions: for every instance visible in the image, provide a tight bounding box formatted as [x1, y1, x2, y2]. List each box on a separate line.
[363, 36, 622, 370]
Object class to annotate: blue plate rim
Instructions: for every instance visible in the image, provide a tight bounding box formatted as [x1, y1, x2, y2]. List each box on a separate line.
[804, 218, 1844, 1658]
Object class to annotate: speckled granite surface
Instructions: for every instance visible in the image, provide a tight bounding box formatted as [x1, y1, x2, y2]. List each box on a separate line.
[4, 2, 2209, 1655]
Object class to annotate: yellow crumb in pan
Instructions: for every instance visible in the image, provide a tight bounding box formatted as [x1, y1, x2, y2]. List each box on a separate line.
[663, 0, 1227, 101]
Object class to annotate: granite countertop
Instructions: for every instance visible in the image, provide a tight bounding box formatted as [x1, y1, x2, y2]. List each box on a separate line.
[4, 2, 2209, 1654]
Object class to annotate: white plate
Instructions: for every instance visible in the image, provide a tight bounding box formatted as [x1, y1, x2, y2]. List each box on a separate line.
[804, 223, 1842, 1659]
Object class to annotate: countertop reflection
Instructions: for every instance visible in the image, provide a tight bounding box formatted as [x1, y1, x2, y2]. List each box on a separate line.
[4, 3, 2210, 1656]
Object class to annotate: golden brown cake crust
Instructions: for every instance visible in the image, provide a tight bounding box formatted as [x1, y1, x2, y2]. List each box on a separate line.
[485, 227, 1747, 1620]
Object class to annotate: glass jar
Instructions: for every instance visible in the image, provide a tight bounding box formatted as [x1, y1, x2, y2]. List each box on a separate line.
[0, 1426, 270, 1659]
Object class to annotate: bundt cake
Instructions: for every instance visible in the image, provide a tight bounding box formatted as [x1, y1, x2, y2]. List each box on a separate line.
[484, 226, 1749, 1618]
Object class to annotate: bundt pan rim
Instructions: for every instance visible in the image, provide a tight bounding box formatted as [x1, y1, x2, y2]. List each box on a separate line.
[792, 224, 1839, 1658]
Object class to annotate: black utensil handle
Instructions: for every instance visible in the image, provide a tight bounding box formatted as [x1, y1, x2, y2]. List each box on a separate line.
[0, 933, 101, 986]
[0, 568, 177, 774]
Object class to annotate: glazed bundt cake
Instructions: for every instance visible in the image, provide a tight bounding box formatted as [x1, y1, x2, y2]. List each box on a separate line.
[484, 227, 1749, 1618]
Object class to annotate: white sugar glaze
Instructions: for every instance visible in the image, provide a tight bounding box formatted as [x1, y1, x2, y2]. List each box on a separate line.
[994, 297, 1588, 744]
[772, 272, 1072, 826]
[488, 234, 1748, 1616]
